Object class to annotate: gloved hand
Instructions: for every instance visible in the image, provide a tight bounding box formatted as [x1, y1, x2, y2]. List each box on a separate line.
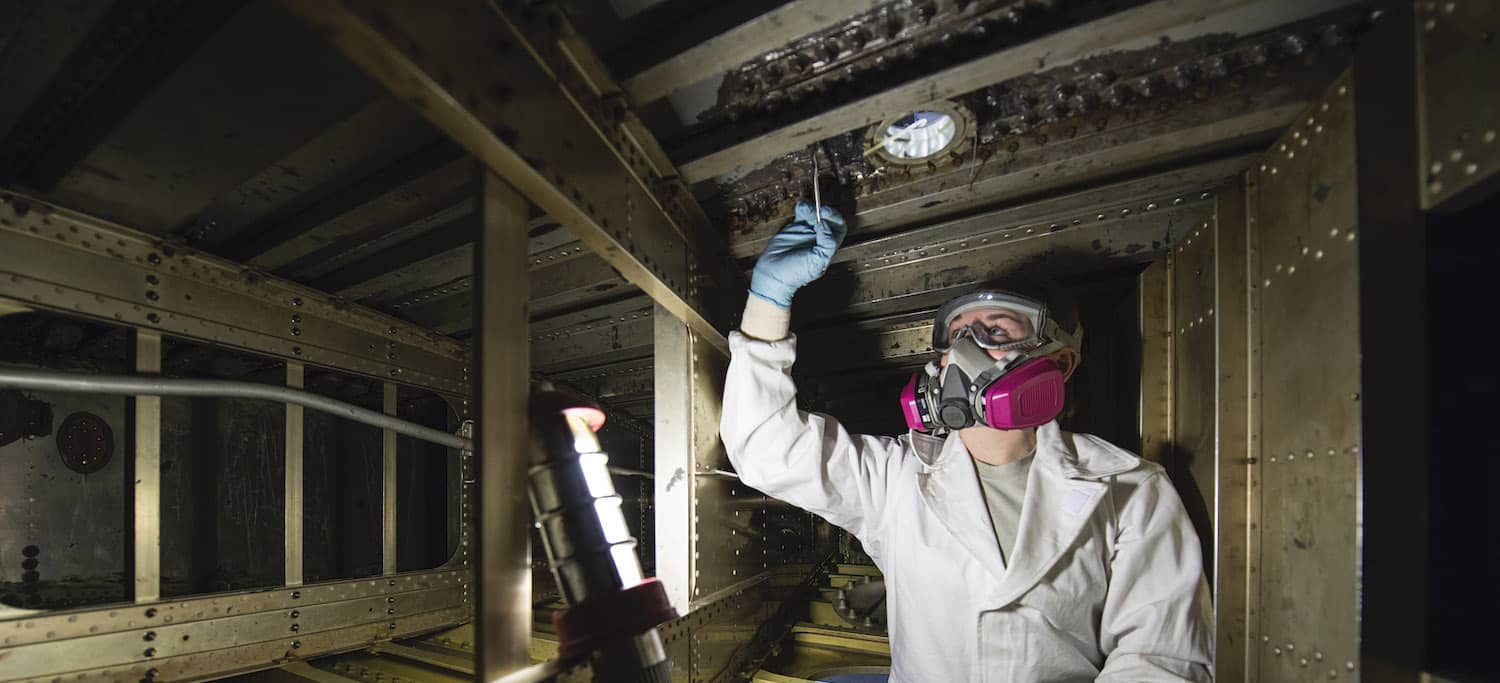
[749, 199, 848, 309]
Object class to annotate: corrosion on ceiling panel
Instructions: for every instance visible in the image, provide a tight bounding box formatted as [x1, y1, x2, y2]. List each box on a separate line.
[689, 2, 1366, 244]
[0, 0, 1372, 409]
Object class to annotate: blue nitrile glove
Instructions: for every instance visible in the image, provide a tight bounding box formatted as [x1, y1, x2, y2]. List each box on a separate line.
[749, 200, 848, 309]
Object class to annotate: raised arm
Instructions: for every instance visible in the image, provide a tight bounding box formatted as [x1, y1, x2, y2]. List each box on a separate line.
[721, 328, 905, 546]
[718, 200, 906, 549]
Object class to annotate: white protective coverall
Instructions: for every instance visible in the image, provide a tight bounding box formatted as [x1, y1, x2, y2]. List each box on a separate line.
[721, 331, 1213, 682]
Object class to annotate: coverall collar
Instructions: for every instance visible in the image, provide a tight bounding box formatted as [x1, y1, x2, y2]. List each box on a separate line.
[909, 421, 1138, 478]
[912, 421, 1141, 608]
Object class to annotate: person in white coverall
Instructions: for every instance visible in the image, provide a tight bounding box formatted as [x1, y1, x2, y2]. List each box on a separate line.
[720, 200, 1213, 682]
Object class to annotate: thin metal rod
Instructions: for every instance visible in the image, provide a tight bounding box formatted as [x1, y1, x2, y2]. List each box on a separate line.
[811, 144, 822, 226]
[0, 366, 469, 450]
[133, 330, 161, 604]
[286, 362, 305, 587]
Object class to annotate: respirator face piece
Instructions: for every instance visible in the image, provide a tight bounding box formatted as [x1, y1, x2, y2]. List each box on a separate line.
[900, 291, 1076, 433]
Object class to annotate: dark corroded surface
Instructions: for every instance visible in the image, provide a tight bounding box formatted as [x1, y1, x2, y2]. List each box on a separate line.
[709, 6, 1363, 235]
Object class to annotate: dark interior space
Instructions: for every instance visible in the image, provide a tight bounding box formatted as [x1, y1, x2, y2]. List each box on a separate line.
[159, 337, 287, 596]
[0, 1, 1489, 680]
[395, 387, 459, 573]
[0, 313, 132, 610]
[1425, 192, 1499, 682]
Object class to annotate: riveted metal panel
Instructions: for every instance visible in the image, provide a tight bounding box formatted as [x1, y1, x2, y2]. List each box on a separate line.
[0, 192, 468, 396]
[685, 328, 774, 611]
[286, 362, 306, 587]
[1243, 172, 1265, 683]
[0, 569, 470, 682]
[654, 305, 695, 614]
[1417, 0, 1500, 211]
[1213, 181, 1252, 683]
[131, 330, 162, 604]
[800, 202, 1210, 323]
[281, 0, 732, 353]
[1138, 258, 1173, 468]
[676, 0, 1343, 184]
[1250, 70, 1362, 680]
[1171, 211, 1219, 583]
[620, 0, 887, 105]
[473, 172, 532, 680]
[530, 300, 654, 375]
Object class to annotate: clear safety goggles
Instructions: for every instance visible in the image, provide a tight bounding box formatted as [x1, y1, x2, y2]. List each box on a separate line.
[931, 291, 1051, 353]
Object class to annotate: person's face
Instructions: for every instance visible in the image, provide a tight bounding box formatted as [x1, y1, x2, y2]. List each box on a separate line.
[938, 306, 1036, 365]
[937, 305, 1080, 380]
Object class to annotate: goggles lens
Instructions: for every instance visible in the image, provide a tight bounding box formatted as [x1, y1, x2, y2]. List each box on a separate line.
[932, 291, 1048, 352]
[949, 321, 1040, 351]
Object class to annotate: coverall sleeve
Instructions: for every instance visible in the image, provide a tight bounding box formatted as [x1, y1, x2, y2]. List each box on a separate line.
[720, 331, 906, 547]
[1096, 471, 1215, 682]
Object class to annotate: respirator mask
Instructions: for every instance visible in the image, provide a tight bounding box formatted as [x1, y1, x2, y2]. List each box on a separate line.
[899, 290, 1082, 433]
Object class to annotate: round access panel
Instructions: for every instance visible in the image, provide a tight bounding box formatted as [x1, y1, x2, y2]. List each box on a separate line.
[56, 411, 113, 474]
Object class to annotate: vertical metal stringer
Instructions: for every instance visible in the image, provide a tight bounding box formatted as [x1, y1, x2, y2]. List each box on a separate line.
[474, 168, 532, 681]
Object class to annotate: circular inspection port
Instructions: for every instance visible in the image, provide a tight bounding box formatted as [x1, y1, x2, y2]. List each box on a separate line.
[56, 411, 114, 474]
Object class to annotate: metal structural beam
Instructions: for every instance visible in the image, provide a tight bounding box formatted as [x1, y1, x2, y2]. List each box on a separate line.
[530, 296, 655, 374]
[387, 254, 635, 338]
[678, 0, 1358, 183]
[283, 0, 736, 354]
[0, 569, 470, 681]
[0, 1, 248, 189]
[653, 304, 694, 613]
[554, 359, 654, 409]
[0, 190, 469, 395]
[132, 329, 162, 604]
[176, 96, 441, 247]
[382, 382, 398, 576]
[654, 303, 763, 614]
[820, 166, 1233, 269]
[215, 143, 464, 265]
[473, 171, 532, 679]
[285, 361, 305, 587]
[798, 199, 1213, 323]
[1416, 1, 1500, 211]
[621, 0, 886, 105]
[1212, 181, 1250, 683]
[727, 93, 1289, 260]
